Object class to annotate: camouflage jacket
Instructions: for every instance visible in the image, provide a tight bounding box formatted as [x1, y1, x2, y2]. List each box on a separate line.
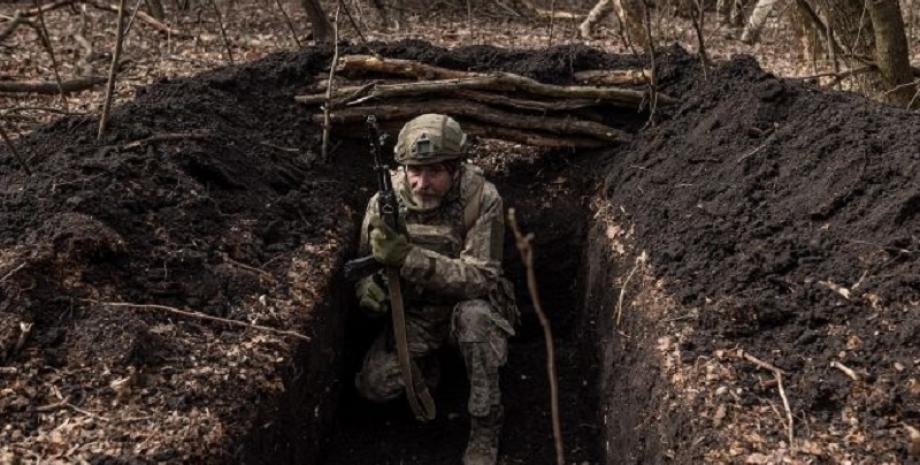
[358, 163, 518, 327]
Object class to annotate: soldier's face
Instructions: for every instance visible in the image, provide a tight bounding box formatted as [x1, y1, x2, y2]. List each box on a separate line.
[406, 163, 452, 209]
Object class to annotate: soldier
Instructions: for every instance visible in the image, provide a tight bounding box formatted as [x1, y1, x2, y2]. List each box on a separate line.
[354, 114, 518, 465]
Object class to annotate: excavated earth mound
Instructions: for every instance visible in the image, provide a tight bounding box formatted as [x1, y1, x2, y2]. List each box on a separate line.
[603, 56, 920, 463]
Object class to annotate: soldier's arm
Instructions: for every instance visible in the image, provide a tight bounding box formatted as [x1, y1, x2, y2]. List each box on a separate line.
[400, 183, 504, 299]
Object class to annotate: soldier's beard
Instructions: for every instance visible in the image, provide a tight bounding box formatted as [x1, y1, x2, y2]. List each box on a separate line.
[411, 189, 444, 210]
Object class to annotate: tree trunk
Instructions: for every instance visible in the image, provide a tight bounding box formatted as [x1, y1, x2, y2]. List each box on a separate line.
[299, 0, 332, 41]
[865, 0, 915, 106]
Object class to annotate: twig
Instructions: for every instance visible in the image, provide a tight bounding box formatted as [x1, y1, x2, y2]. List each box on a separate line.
[1, 106, 88, 116]
[90, 300, 312, 341]
[97, 0, 128, 140]
[209, 0, 234, 64]
[321, 4, 340, 163]
[830, 360, 860, 381]
[507, 208, 564, 465]
[0, 13, 37, 43]
[732, 348, 787, 375]
[689, 0, 709, 79]
[274, 0, 301, 48]
[640, 0, 658, 128]
[730, 348, 794, 447]
[33, 0, 69, 110]
[119, 130, 212, 149]
[122, 0, 144, 39]
[616, 252, 643, 326]
[337, 0, 367, 45]
[0, 122, 32, 175]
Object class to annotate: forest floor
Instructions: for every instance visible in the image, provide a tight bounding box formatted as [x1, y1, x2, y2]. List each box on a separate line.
[2, 1, 920, 465]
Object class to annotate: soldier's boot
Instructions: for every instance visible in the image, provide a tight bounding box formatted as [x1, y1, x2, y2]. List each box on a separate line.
[463, 405, 503, 465]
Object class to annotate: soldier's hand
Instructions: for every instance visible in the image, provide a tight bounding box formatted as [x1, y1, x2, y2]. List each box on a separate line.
[355, 276, 388, 313]
[370, 218, 412, 267]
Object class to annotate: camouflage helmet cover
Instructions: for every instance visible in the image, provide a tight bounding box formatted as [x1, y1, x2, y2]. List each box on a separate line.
[394, 114, 468, 165]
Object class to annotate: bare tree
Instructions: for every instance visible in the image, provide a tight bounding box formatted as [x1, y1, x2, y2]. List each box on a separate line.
[300, 0, 332, 41]
[865, 0, 916, 107]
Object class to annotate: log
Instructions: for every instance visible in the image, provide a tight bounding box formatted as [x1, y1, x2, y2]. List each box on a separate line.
[296, 73, 674, 108]
[462, 123, 606, 148]
[310, 99, 631, 143]
[0, 76, 106, 94]
[451, 90, 601, 111]
[337, 54, 476, 80]
[573, 69, 652, 86]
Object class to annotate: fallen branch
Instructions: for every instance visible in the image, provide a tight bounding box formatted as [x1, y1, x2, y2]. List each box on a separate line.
[0, 13, 37, 43]
[337, 54, 476, 80]
[91, 301, 311, 341]
[573, 69, 652, 86]
[448, 90, 600, 112]
[461, 123, 607, 148]
[20, 0, 75, 17]
[88, 1, 188, 37]
[507, 208, 565, 465]
[311, 99, 631, 142]
[0, 76, 105, 94]
[297, 73, 671, 108]
[119, 130, 212, 149]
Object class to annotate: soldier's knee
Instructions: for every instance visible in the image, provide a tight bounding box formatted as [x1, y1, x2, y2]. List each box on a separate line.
[453, 300, 495, 343]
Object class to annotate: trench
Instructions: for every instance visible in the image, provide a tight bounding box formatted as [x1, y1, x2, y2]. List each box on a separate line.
[288, 148, 662, 465]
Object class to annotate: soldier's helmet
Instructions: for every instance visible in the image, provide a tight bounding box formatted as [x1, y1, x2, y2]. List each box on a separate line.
[394, 114, 468, 165]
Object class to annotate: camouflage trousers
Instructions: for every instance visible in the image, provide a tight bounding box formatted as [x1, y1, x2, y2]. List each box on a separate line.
[355, 299, 513, 417]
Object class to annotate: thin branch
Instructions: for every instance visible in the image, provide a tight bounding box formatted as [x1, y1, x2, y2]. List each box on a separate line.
[0, 76, 105, 94]
[640, 0, 658, 128]
[91, 300, 312, 341]
[209, 0, 234, 64]
[729, 348, 794, 447]
[616, 253, 642, 326]
[274, 0, 302, 48]
[337, 0, 367, 45]
[33, 0, 69, 110]
[830, 360, 860, 381]
[320, 4, 340, 163]
[0, 13, 37, 43]
[507, 208, 564, 465]
[0, 122, 32, 175]
[97, 0, 128, 140]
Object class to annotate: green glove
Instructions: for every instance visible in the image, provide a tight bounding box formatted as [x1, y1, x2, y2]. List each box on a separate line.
[355, 277, 388, 313]
[370, 218, 413, 267]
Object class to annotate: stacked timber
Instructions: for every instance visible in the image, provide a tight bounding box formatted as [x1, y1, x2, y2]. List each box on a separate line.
[294, 55, 675, 149]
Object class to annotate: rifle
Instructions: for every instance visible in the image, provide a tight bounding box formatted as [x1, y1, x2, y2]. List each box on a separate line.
[351, 115, 436, 422]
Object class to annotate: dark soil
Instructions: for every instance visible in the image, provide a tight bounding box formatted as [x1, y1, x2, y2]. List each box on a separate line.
[605, 56, 920, 462]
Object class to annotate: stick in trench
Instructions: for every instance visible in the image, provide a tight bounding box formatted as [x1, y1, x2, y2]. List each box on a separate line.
[507, 208, 565, 465]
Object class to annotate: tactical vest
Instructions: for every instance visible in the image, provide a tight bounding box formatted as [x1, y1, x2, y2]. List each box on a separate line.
[392, 163, 485, 259]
